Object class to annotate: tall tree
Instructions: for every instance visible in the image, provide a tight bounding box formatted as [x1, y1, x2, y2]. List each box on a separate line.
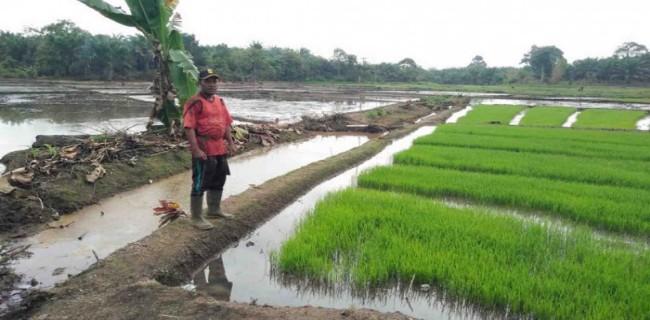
[468, 55, 487, 68]
[614, 42, 648, 59]
[521, 45, 565, 82]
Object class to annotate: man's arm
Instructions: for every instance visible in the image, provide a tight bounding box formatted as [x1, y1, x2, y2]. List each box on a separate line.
[185, 128, 207, 160]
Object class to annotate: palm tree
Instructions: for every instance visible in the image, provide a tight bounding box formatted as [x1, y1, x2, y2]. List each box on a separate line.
[78, 0, 199, 135]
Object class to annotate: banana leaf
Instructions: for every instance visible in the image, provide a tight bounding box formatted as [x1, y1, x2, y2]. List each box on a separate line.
[78, 0, 137, 27]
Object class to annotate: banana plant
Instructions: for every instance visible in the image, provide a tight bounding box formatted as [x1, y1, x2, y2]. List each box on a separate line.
[78, 0, 198, 134]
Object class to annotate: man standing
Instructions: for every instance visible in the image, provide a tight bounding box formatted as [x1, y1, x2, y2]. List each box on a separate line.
[183, 69, 236, 230]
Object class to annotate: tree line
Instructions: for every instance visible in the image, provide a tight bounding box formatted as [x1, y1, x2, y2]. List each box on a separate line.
[2, 20, 650, 85]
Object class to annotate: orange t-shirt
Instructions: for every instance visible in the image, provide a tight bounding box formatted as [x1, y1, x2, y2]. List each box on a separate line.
[183, 93, 233, 156]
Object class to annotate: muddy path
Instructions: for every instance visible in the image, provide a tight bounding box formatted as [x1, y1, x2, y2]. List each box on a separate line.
[8, 106, 460, 320]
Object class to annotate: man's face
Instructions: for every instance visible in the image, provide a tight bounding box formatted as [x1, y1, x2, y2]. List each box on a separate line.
[200, 77, 219, 95]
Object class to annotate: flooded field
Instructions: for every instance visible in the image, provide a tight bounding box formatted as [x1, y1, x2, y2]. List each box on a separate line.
[0, 80, 415, 174]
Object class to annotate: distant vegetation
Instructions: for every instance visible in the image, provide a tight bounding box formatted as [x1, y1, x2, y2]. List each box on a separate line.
[2, 20, 650, 85]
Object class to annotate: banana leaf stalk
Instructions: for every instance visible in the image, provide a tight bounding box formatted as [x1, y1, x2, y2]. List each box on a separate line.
[78, 0, 198, 135]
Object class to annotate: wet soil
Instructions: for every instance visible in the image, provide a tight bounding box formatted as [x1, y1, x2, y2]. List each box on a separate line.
[7, 109, 456, 319]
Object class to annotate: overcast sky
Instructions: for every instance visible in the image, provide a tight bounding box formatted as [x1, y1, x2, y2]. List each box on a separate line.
[1, 0, 649, 69]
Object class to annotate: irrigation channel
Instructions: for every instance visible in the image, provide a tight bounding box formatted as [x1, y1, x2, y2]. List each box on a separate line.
[7, 134, 368, 289]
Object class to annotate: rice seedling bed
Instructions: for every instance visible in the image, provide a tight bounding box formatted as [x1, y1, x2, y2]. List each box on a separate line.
[456, 105, 527, 125]
[277, 188, 650, 320]
[573, 109, 647, 130]
[415, 131, 650, 161]
[519, 106, 576, 127]
[358, 165, 650, 236]
[394, 144, 650, 190]
[436, 124, 650, 147]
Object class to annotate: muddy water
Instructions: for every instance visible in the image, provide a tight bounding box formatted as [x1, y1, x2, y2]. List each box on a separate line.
[181, 127, 490, 320]
[9, 134, 367, 289]
[129, 95, 404, 123]
[0, 81, 408, 175]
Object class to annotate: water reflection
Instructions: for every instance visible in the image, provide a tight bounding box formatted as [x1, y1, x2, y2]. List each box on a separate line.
[270, 274, 507, 320]
[191, 256, 233, 301]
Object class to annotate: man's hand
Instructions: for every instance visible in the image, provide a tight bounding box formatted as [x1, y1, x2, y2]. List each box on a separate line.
[227, 142, 239, 155]
[192, 148, 207, 160]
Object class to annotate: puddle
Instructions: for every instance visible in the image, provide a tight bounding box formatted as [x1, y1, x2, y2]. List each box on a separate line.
[445, 106, 473, 124]
[508, 109, 528, 126]
[562, 111, 581, 128]
[636, 116, 650, 131]
[9, 134, 367, 289]
[180, 126, 495, 320]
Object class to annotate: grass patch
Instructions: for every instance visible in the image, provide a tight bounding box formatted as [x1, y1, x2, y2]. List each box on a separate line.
[456, 105, 526, 125]
[573, 109, 647, 130]
[277, 188, 650, 319]
[415, 130, 650, 161]
[519, 106, 576, 127]
[358, 165, 650, 236]
[366, 108, 387, 119]
[394, 144, 650, 190]
[436, 124, 650, 147]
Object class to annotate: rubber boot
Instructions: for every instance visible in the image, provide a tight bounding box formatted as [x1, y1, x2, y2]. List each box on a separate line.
[191, 195, 214, 230]
[206, 190, 233, 218]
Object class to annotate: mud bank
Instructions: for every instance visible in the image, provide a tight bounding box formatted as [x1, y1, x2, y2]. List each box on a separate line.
[12, 107, 459, 319]
[0, 128, 303, 237]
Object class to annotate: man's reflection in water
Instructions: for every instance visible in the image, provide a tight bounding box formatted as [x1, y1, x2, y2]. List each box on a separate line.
[193, 255, 232, 301]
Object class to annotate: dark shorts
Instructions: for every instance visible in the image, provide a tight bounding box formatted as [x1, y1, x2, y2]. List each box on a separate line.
[191, 155, 230, 196]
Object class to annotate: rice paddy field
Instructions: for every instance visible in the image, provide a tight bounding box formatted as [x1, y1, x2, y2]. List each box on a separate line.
[456, 105, 526, 125]
[518, 106, 576, 127]
[573, 109, 648, 130]
[276, 106, 650, 319]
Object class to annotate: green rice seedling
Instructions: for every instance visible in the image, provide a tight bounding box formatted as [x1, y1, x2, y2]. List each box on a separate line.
[415, 131, 650, 161]
[394, 144, 650, 190]
[277, 188, 650, 320]
[519, 106, 576, 127]
[358, 165, 650, 236]
[573, 109, 647, 130]
[436, 124, 650, 147]
[456, 105, 527, 125]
